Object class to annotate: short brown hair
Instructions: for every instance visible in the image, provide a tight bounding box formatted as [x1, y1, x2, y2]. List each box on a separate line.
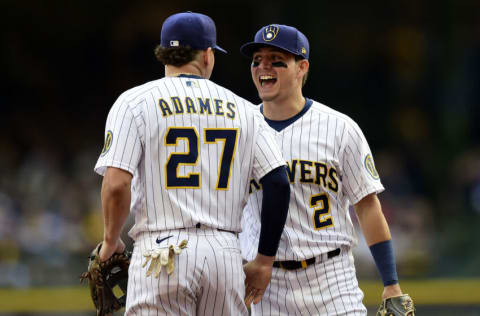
[154, 45, 199, 67]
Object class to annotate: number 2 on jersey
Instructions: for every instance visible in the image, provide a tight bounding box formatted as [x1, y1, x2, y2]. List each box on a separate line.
[165, 127, 238, 190]
[310, 193, 334, 230]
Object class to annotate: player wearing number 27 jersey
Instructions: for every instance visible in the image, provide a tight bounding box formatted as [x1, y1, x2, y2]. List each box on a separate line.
[94, 12, 290, 316]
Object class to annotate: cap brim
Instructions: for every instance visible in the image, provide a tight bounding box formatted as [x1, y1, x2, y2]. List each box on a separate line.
[214, 45, 227, 53]
[240, 42, 304, 59]
[240, 42, 267, 58]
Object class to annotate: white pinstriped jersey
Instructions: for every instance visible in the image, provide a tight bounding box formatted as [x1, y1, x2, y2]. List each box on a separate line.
[95, 76, 285, 239]
[240, 99, 384, 261]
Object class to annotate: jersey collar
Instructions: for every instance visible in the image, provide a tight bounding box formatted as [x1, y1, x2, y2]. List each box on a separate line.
[260, 98, 313, 132]
[177, 74, 204, 79]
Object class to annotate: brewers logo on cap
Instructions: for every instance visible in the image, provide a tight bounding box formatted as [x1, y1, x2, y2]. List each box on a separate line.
[262, 25, 279, 42]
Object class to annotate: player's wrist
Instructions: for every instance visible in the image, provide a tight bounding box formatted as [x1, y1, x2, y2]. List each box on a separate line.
[382, 283, 402, 300]
[369, 239, 399, 286]
[254, 253, 276, 265]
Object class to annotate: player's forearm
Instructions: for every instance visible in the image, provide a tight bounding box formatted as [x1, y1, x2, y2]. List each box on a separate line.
[355, 193, 400, 287]
[258, 166, 290, 256]
[354, 193, 391, 246]
[101, 167, 132, 244]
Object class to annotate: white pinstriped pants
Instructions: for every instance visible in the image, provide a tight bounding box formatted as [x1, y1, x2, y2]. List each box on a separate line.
[125, 228, 248, 316]
[251, 248, 367, 316]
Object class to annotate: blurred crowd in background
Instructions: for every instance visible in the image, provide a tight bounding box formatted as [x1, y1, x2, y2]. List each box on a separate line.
[1, 0, 480, 288]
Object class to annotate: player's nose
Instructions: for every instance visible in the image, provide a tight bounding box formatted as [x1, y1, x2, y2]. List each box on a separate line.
[257, 59, 273, 69]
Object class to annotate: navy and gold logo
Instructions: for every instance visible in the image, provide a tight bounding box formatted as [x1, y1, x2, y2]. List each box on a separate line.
[262, 25, 279, 42]
[364, 154, 379, 180]
[101, 130, 113, 156]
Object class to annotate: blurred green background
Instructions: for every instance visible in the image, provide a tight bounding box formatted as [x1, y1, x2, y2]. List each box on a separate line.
[1, 0, 479, 315]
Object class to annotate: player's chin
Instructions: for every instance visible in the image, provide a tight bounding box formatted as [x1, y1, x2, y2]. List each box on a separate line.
[256, 86, 277, 101]
[258, 92, 277, 102]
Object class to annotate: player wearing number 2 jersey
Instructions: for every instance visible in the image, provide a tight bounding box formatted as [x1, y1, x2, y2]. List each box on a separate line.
[94, 13, 290, 316]
[239, 24, 407, 315]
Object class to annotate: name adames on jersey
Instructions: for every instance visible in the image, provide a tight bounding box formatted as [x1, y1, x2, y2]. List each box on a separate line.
[158, 96, 236, 119]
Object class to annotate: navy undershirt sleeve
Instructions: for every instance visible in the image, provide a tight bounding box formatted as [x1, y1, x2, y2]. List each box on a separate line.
[257, 166, 290, 256]
[369, 239, 399, 286]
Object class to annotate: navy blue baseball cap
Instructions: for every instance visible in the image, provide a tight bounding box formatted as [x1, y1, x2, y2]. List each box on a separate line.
[240, 24, 309, 59]
[161, 11, 227, 53]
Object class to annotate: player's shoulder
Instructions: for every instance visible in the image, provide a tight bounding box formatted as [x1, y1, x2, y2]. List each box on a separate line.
[308, 99, 362, 130]
[117, 79, 163, 102]
[113, 79, 161, 107]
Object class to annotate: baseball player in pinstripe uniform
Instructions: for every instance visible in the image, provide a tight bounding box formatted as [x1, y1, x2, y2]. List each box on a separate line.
[239, 24, 408, 315]
[94, 13, 291, 315]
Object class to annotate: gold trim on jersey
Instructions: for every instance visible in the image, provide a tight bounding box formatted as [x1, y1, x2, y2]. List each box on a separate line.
[159, 98, 173, 117]
[226, 102, 236, 119]
[100, 130, 113, 156]
[286, 159, 339, 194]
[327, 168, 339, 192]
[310, 193, 334, 230]
[364, 153, 380, 180]
[204, 128, 239, 190]
[299, 160, 314, 183]
[164, 127, 201, 189]
[163, 127, 240, 190]
[198, 97, 212, 115]
[286, 159, 298, 183]
[213, 99, 225, 116]
[157, 96, 236, 119]
[171, 97, 184, 114]
[185, 97, 197, 114]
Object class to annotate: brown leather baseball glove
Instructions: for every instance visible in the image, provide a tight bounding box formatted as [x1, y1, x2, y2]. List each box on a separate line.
[377, 294, 415, 316]
[80, 242, 131, 316]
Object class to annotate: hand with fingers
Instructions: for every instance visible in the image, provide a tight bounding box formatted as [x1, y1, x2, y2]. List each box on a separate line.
[243, 253, 275, 306]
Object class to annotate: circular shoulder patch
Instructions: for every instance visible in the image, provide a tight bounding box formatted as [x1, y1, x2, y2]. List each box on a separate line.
[364, 154, 379, 180]
[101, 130, 113, 156]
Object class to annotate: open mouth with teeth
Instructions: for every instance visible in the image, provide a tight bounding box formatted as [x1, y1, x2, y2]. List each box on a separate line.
[259, 75, 277, 87]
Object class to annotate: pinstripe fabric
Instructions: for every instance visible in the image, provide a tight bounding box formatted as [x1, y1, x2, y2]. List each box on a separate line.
[126, 230, 248, 316]
[95, 76, 286, 315]
[95, 76, 285, 235]
[240, 100, 383, 315]
[251, 249, 366, 316]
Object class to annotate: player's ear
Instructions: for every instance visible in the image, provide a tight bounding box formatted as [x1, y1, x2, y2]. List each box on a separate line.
[297, 59, 309, 79]
[298, 59, 309, 75]
[203, 48, 214, 67]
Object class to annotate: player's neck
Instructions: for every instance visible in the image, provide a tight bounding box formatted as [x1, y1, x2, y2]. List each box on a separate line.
[165, 64, 205, 78]
[263, 94, 306, 121]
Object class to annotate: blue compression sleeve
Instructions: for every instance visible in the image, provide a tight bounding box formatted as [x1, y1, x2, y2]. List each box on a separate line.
[257, 166, 290, 256]
[369, 239, 399, 286]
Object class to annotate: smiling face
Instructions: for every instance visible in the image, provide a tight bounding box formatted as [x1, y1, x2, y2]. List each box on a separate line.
[251, 47, 308, 103]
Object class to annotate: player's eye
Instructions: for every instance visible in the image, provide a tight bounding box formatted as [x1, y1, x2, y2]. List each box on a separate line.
[252, 61, 260, 67]
[272, 61, 288, 68]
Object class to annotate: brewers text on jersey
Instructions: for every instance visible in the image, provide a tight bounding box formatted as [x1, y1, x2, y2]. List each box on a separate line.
[250, 158, 339, 193]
